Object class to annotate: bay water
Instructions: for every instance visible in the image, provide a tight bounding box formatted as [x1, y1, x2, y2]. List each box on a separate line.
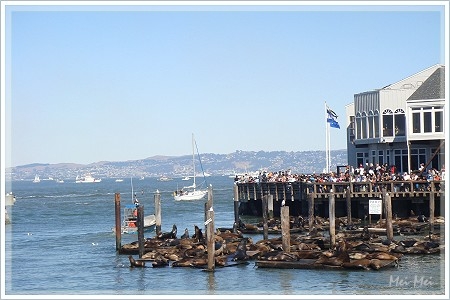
[4, 176, 445, 296]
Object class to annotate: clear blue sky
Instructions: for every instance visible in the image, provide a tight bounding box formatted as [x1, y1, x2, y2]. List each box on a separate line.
[2, 2, 446, 167]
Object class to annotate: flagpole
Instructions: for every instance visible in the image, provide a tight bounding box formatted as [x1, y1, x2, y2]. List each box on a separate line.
[328, 116, 331, 173]
[325, 102, 329, 173]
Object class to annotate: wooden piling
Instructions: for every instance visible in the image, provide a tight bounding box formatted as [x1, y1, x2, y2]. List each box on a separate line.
[383, 191, 393, 241]
[233, 184, 239, 225]
[154, 190, 161, 235]
[137, 205, 144, 258]
[429, 184, 435, 234]
[346, 187, 352, 225]
[308, 193, 314, 231]
[329, 191, 336, 249]
[262, 195, 269, 240]
[206, 185, 215, 271]
[280, 206, 290, 252]
[114, 193, 121, 251]
[268, 194, 274, 219]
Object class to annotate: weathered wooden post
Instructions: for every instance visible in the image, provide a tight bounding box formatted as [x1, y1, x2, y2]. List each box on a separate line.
[383, 190, 393, 242]
[137, 205, 145, 258]
[233, 184, 239, 226]
[329, 191, 336, 249]
[281, 205, 290, 253]
[262, 194, 269, 240]
[308, 192, 315, 231]
[154, 190, 161, 235]
[114, 193, 121, 251]
[205, 184, 213, 230]
[346, 187, 352, 226]
[429, 183, 435, 235]
[268, 194, 274, 219]
[206, 185, 215, 271]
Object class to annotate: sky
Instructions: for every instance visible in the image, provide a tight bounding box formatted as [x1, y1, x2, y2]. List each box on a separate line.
[1, 1, 447, 167]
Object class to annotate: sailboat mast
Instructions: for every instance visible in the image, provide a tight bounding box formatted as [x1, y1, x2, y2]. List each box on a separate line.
[131, 177, 134, 202]
[192, 133, 196, 190]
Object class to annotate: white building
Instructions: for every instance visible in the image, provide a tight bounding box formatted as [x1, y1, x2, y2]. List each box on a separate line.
[346, 64, 445, 173]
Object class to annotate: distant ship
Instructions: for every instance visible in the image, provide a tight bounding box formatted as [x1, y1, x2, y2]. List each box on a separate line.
[75, 174, 101, 183]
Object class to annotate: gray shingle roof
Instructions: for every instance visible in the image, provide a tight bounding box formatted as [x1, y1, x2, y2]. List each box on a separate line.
[408, 66, 445, 100]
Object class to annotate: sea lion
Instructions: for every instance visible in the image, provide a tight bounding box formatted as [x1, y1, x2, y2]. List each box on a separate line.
[294, 250, 321, 259]
[157, 224, 177, 240]
[172, 257, 207, 268]
[366, 252, 399, 261]
[231, 238, 249, 261]
[360, 226, 371, 241]
[152, 255, 169, 268]
[180, 228, 190, 239]
[184, 248, 205, 258]
[342, 258, 372, 270]
[369, 258, 396, 270]
[128, 255, 145, 268]
[417, 214, 428, 222]
[192, 225, 204, 242]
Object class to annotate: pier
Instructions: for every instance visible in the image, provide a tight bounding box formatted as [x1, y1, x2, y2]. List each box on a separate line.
[235, 180, 445, 219]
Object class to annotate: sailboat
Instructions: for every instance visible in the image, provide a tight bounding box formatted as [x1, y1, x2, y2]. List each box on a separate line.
[173, 134, 208, 201]
[33, 175, 40, 183]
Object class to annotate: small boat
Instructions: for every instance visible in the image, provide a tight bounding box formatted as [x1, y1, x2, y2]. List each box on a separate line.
[158, 176, 173, 181]
[114, 204, 156, 234]
[174, 134, 208, 201]
[5, 192, 16, 206]
[75, 173, 101, 183]
[115, 179, 124, 182]
[181, 176, 190, 181]
[139, 176, 145, 180]
[113, 177, 156, 234]
[32, 175, 40, 183]
[55, 179, 64, 183]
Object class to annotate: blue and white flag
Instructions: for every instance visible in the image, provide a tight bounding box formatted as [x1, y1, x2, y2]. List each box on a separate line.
[326, 107, 340, 129]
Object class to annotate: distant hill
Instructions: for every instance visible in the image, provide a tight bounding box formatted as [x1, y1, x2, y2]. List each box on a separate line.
[6, 149, 347, 181]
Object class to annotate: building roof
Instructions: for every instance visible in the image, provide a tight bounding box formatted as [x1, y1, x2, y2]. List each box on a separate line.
[408, 66, 445, 100]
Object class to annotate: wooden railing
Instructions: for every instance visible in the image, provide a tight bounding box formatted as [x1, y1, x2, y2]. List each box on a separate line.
[235, 180, 445, 201]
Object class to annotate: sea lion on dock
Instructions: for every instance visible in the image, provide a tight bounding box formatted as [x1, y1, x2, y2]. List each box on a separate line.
[231, 238, 249, 261]
[156, 224, 177, 240]
[342, 258, 372, 270]
[128, 255, 145, 268]
[181, 228, 190, 239]
[152, 255, 169, 268]
[192, 225, 204, 242]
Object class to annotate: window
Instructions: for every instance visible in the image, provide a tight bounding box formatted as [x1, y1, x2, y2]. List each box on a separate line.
[394, 109, 405, 136]
[412, 112, 421, 133]
[394, 149, 408, 173]
[382, 109, 393, 137]
[378, 150, 384, 165]
[349, 116, 355, 142]
[435, 111, 443, 132]
[368, 111, 374, 138]
[361, 112, 367, 139]
[374, 111, 380, 138]
[411, 106, 444, 134]
[424, 112, 432, 132]
[356, 113, 362, 139]
[356, 152, 366, 167]
[410, 148, 426, 172]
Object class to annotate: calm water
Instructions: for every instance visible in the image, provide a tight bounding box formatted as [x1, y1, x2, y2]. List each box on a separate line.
[4, 176, 446, 296]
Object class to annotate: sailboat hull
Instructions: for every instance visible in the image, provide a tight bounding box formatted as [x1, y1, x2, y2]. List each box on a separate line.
[174, 190, 207, 201]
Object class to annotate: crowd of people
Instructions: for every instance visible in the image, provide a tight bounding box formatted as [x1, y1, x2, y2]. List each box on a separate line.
[234, 163, 445, 193]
